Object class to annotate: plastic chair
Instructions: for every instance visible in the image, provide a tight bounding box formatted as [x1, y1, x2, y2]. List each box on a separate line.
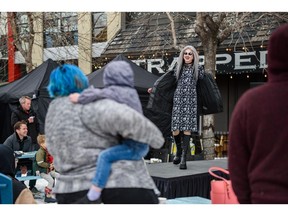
[0, 173, 13, 204]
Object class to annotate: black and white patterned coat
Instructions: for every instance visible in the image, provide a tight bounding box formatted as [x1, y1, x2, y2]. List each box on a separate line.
[171, 65, 205, 132]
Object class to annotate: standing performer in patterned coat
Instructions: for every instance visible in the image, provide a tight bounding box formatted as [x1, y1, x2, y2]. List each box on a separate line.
[148, 45, 205, 169]
[171, 45, 204, 169]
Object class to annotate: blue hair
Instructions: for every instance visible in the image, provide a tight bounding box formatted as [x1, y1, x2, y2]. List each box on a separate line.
[48, 64, 89, 98]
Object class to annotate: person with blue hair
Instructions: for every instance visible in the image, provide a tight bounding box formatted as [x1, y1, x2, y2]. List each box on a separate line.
[47, 64, 89, 97]
[69, 60, 149, 203]
[45, 63, 164, 204]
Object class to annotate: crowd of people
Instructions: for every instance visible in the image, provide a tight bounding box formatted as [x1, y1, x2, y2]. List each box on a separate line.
[0, 23, 287, 204]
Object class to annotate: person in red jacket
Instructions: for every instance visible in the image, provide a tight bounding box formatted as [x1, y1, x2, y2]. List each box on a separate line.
[228, 23, 288, 204]
[35, 134, 59, 203]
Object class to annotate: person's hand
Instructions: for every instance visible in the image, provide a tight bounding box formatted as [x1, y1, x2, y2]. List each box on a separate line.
[28, 116, 34, 123]
[147, 88, 153, 94]
[69, 93, 80, 103]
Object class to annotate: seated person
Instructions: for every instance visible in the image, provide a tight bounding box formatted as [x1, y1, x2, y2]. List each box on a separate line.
[15, 165, 32, 177]
[35, 134, 59, 203]
[0, 144, 36, 204]
[3, 120, 39, 193]
[3, 120, 33, 152]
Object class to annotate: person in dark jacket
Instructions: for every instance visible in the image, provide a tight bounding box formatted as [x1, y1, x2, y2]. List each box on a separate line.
[228, 24, 288, 204]
[11, 96, 40, 151]
[146, 69, 178, 139]
[69, 61, 149, 203]
[11, 96, 40, 193]
[3, 120, 39, 194]
[3, 120, 33, 152]
[148, 45, 205, 169]
[0, 144, 36, 204]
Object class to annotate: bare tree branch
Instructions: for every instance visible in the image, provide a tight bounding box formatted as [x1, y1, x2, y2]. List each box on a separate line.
[166, 12, 179, 50]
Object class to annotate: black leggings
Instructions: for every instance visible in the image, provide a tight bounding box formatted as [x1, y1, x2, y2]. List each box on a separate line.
[56, 188, 159, 204]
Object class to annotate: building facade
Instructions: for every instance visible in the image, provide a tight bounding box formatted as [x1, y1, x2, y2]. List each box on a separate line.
[0, 12, 287, 135]
[99, 12, 287, 133]
[0, 12, 124, 82]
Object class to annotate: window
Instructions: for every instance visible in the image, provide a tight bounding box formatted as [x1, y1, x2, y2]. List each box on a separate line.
[44, 12, 78, 48]
[92, 12, 107, 43]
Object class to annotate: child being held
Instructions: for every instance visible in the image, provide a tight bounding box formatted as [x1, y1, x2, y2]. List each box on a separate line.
[69, 60, 149, 204]
[35, 134, 60, 203]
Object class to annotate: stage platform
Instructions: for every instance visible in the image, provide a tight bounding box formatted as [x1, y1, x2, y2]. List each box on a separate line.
[146, 158, 228, 199]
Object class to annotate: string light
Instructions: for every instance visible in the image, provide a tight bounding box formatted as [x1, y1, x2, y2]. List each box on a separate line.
[92, 51, 266, 80]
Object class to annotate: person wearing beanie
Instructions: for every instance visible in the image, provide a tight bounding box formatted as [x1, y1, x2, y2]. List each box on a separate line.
[69, 60, 151, 204]
[228, 24, 288, 204]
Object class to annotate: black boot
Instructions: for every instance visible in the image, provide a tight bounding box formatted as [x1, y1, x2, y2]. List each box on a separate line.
[173, 134, 182, 165]
[179, 135, 190, 170]
[44, 187, 57, 203]
[44, 194, 57, 203]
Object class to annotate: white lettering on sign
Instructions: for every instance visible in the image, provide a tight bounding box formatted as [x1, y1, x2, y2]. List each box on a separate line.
[147, 59, 165, 73]
[133, 59, 146, 66]
[132, 50, 267, 74]
[216, 54, 232, 65]
[259, 50, 268, 69]
[234, 52, 256, 70]
[167, 57, 178, 72]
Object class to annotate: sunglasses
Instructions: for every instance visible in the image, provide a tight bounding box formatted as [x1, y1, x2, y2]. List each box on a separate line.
[184, 52, 193, 56]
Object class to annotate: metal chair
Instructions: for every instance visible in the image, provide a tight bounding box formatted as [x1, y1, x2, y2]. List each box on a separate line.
[0, 173, 13, 204]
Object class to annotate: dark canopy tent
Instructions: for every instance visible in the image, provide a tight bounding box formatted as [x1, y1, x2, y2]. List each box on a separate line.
[0, 59, 59, 143]
[0, 55, 168, 153]
[88, 54, 160, 113]
[89, 54, 172, 160]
